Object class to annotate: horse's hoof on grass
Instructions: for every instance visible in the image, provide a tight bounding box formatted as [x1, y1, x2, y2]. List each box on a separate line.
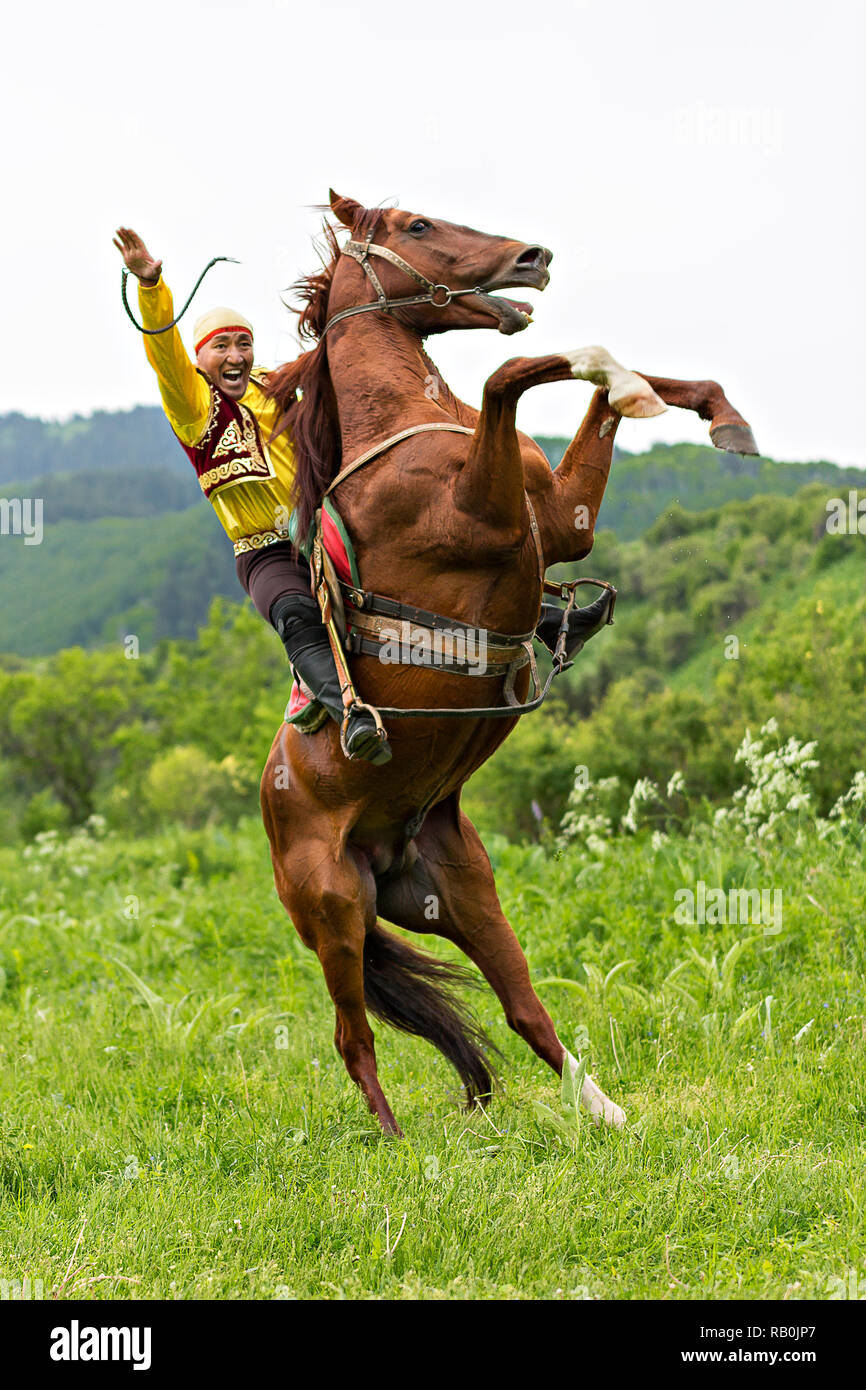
[710, 421, 760, 456]
[588, 1097, 626, 1130]
[579, 1069, 627, 1129]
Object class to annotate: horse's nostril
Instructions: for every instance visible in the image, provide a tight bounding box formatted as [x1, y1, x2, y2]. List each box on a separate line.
[517, 245, 552, 269]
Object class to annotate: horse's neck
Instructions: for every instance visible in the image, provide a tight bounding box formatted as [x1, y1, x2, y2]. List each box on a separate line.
[327, 317, 475, 454]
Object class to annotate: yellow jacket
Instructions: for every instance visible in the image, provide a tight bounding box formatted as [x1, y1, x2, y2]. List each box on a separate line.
[138, 277, 297, 553]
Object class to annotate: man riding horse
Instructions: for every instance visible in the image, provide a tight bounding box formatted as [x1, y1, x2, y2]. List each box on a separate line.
[113, 226, 615, 764]
[118, 198, 757, 1137]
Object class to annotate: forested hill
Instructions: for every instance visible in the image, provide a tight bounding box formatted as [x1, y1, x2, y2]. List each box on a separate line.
[1, 406, 864, 656]
[536, 437, 866, 538]
[0, 407, 185, 484]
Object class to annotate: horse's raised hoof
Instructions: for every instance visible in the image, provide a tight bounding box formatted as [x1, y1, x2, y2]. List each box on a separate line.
[710, 421, 760, 456]
[608, 372, 668, 419]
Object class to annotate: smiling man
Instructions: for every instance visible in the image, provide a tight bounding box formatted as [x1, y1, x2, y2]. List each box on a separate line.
[113, 226, 391, 763]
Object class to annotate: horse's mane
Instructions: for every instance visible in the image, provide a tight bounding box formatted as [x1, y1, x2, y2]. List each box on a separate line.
[266, 207, 383, 543]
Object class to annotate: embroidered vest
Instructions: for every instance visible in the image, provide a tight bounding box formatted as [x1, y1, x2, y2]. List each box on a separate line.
[178, 372, 275, 500]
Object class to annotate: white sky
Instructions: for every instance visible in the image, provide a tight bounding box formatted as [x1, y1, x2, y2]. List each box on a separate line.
[2, 0, 863, 463]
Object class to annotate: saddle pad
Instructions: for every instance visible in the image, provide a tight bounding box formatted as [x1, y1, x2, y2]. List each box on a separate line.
[285, 498, 361, 725]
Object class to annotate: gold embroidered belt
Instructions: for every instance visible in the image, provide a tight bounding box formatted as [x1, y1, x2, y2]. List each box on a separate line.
[233, 528, 291, 557]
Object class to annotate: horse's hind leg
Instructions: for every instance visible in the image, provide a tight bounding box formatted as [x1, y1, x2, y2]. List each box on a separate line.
[268, 812, 402, 1136]
[377, 796, 625, 1128]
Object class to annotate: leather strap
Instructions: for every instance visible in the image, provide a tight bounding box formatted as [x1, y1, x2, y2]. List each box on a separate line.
[524, 492, 545, 584]
[308, 423, 618, 721]
[324, 422, 475, 497]
[346, 629, 531, 678]
[342, 584, 536, 647]
[325, 420, 546, 583]
[322, 237, 489, 336]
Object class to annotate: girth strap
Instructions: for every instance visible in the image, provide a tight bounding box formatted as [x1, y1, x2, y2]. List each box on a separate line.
[346, 629, 531, 679]
[342, 584, 536, 647]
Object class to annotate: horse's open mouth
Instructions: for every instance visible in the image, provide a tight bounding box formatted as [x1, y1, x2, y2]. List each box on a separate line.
[475, 292, 536, 335]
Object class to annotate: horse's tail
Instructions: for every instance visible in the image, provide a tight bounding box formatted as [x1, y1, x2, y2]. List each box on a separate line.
[363, 922, 501, 1108]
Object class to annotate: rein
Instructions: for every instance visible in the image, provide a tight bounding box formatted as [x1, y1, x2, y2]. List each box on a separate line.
[120, 256, 240, 335]
[321, 230, 497, 336]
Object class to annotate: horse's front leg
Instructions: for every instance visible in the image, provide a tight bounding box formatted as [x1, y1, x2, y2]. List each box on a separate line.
[636, 373, 759, 456]
[466, 348, 758, 568]
[458, 348, 665, 573]
[454, 350, 665, 543]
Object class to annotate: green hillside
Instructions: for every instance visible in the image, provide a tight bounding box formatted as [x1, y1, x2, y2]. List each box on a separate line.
[0, 506, 236, 654]
[1, 406, 864, 656]
[1, 476, 863, 845]
[537, 437, 866, 539]
[1, 465, 200, 522]
[0, 407, 186, 484]
[463, 484, 866, 837]
[2, 451, 864, 1310]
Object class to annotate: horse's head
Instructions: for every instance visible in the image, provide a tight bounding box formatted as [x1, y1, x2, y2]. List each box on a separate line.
[327, 191, 552, 337]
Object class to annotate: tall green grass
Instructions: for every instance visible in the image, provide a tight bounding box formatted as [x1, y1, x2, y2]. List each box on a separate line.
[0, 811, 863, 1300]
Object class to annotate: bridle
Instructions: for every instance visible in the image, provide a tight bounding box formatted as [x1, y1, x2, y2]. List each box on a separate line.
[321, 227, 496, 336]
[117, 230, 500, 340]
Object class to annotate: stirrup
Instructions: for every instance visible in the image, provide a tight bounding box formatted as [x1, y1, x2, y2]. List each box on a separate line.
[561, 589, 616, 659]
[340, 699, 391, 762]
[538, 585, 617, 672]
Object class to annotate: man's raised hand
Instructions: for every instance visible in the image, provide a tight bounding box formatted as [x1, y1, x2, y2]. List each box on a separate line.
[113, 227, 163, 285]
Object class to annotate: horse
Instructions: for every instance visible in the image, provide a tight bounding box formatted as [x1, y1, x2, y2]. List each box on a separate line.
[260, 190, 757, 1137]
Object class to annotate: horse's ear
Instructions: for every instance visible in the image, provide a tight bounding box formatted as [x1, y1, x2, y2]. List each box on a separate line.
[329, 189, 365, 230]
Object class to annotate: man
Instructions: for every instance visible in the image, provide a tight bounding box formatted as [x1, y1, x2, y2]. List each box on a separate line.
[113, 226, 391, 764]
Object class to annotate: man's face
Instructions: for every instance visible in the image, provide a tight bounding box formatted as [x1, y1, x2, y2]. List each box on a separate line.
[196, 330, 254, 400]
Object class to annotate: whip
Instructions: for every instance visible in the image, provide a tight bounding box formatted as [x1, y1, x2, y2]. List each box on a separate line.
[120, 256, 240, 335]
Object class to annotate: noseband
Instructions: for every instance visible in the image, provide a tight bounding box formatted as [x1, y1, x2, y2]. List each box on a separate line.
[321, 228, 494, 336]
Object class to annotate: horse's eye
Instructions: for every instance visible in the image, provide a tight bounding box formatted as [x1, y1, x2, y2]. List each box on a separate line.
[408, 219, 430, 234]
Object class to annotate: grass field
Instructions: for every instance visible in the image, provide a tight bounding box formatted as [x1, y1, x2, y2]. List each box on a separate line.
[1, 797, 864, 1303]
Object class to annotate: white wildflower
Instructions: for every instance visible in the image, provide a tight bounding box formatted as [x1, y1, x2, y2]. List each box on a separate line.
[829, 769, 866, 824]
[621, 777, 660, 834]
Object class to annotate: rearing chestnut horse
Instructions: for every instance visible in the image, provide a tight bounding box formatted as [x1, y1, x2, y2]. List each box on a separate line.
[261, 191, 757, 1136]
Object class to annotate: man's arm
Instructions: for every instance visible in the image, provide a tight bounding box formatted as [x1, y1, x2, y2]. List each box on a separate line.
[113, 227, 211, 444]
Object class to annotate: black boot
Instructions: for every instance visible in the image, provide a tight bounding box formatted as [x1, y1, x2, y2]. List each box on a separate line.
[270, 593, 392, 765]
[535, 590, 616, 665]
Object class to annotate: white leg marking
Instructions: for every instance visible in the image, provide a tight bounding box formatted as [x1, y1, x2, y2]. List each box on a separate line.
[566, 1049, 626, 1129]
[563, 346, 667, 420]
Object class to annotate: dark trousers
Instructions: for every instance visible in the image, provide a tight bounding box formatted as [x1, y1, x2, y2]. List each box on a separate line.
[235, 541, 312, 625]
